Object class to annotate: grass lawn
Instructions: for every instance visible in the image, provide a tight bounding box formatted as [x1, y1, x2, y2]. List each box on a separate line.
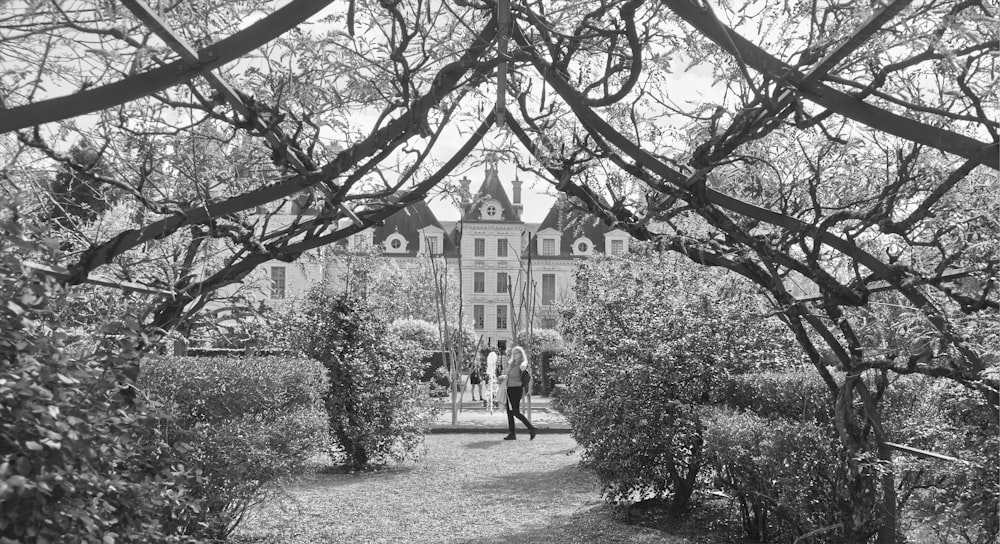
[234, 433, 735, 544]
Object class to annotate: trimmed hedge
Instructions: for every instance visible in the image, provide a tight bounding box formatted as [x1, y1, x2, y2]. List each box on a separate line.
[139, 355, 329, 540]
[141, 355, 327, 423]
[711, 371, 836, 425]
[704, 409, 840, 542]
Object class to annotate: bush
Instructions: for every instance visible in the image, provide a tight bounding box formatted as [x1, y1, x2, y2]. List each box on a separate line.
[711, 371, 836, 425]
[276, 289, 435, 469]
[704, 409, 841, 542]
[139, 355, 329, 539]
[1, 226, 195, 542]
[523, 329, 564, 395]
[556, 348, 703, 516]
[881, 376, 999, 544]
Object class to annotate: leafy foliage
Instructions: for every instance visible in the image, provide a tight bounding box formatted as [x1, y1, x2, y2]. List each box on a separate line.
[559, 348, 704, 516]
[882, 376, 999, 544]
[0, 219, 195, 543]
[556, 248, 806, 514]
[273, 287, 434, 469]
[523, 328, 565, 395]
[712, 371, 835, 425]
[47, 139, 117, 228]
[138, 355, 329, 539]
[703, 410, 841, 542]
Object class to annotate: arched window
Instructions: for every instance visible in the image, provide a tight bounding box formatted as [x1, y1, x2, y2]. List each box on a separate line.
[384, 233, 409, 253]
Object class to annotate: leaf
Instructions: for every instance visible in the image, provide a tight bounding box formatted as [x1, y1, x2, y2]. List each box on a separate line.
[24, 441, 43, 451]
[5, 301, 24, 316]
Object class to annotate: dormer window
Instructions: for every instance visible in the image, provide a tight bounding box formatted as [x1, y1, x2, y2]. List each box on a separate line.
[417, 226, 444, 255]
[352, 231, 373, 249]
[604, 230, 629, 256]
[478, 200, 503, 220]
[384, 232, 409, 254]
[542, 238, 557, 256]
[535, 228, 562, 257]
[572, 237, 594, 256]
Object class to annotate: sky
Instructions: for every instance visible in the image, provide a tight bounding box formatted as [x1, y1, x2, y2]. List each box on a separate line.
[2, 2, 718, 227]
[425, 162, 557, 224]
[421, 60, 717, 225]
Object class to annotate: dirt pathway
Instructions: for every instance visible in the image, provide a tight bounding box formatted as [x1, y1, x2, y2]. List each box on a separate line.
[235, 434, 724, 544]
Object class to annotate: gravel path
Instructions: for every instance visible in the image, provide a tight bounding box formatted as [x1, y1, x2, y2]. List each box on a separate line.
[234, 434, 723, 544]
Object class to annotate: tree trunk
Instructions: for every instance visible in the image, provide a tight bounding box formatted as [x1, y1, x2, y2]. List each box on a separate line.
[834, 378, 886, 544]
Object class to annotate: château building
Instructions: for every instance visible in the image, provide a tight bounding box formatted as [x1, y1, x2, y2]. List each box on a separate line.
[259, 160, 631, 351]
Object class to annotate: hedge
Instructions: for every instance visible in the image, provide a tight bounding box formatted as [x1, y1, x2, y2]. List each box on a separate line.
[139, 355, 329, 539]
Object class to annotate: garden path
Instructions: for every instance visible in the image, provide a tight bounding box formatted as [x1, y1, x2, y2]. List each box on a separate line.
[234, 433, 728, 544]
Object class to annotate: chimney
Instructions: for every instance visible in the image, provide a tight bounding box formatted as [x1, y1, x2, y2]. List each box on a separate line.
[460, 175, 471, 204]
[512, 176, 523, 216]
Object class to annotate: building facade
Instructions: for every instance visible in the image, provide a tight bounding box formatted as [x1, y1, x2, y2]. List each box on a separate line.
[258, 160, 630, 350]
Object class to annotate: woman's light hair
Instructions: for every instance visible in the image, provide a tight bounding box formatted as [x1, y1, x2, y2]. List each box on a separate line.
[511, 345, 529, 369]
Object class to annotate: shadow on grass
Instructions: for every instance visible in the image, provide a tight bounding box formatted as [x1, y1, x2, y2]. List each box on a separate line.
[293, 462, 420, 491]
[453, 501, 736, 544]
[540, 447, 576, 456]
[448, 502, 717, 544]
[472, 465, 595, 504]
[464, 439, 507, 450]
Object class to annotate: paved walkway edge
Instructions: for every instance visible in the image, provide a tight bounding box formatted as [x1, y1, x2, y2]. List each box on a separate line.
[427, 426, 574, 434]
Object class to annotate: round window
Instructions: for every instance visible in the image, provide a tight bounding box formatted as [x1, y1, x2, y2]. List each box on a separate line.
[577, 241, 589, 253]
[485, 205, 497, 217]
[390, 238, 402, 249]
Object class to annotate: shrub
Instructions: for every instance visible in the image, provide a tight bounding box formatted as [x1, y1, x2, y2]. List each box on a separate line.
[711, 371, 836, 425]
[704, 409, 841, 542]
[388, 318, 439, 363]
[276, 288, 435, 469]
[882, 376, 999, 544]
[556, 348, 703, 516]
[1, 225, 195, 543]
[523, 329, 564, 395]
[139, 355, 329, 539]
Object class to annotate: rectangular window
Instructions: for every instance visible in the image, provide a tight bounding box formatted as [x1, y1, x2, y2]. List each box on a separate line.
[542, 238, 556, 256]
[474, 238, 486, 257]
[426, 236, 438, 254]
[474, 272, 485, 293]
[497, 239, 508, 257]
[497, 272, 508, 293]
[542, 274, 555, 305]
[473, 305, 485, 329]
[270, 266, 286, 300]
[611, 239, 624, 255]
[496, 305, 508, 330]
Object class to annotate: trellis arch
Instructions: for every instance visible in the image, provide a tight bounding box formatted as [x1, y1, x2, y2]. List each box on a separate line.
[2, 2, 996, 540]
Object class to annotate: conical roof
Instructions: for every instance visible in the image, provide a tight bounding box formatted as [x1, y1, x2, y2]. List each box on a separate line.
[463, 157, 520, 222]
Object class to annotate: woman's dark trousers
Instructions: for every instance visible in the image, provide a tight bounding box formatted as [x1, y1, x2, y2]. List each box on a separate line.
[506, 386, 534, 435]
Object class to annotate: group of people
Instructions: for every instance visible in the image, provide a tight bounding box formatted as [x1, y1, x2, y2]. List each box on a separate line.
[463, 346, 537, 441]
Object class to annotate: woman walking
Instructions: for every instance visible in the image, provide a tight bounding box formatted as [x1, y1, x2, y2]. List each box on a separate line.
[501, 346, 536, 441]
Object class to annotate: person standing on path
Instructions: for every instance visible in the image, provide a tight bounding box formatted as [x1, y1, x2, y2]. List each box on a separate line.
[501, 345, 536, 441]
[468, 356, 483, 402]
